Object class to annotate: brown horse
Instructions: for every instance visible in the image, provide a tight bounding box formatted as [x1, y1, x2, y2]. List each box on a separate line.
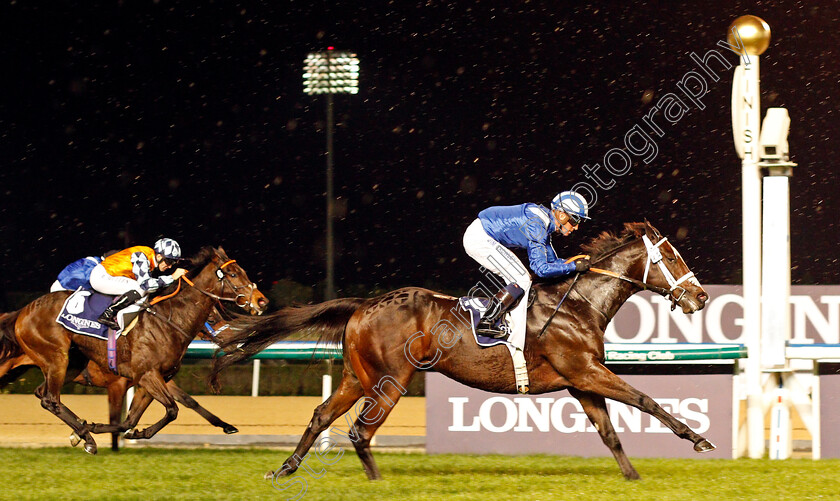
[0, 247, 266, 454]
[0, 311, 247, 452]
[211, 221, 711, 480]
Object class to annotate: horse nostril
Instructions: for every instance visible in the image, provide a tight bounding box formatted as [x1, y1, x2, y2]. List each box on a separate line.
[697, 292, 708, 303]
[258, 298, 268, 307]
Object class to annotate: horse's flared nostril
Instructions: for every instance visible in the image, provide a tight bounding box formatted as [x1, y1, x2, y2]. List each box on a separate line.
[697, 292, 708, 303]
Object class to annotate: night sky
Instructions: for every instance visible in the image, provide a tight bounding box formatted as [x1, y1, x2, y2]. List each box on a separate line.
[1, 1, 838, 299]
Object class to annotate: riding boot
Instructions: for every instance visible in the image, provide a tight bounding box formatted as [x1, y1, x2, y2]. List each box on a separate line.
[97, 290, 142, 331]
[477, 284, 524, 338]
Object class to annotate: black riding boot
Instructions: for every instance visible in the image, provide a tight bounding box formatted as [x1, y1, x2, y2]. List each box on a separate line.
[477, 284, 524, 338]
[97, 290, 142, 330]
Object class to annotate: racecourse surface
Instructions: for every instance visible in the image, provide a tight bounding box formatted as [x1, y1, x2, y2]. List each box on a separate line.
[0, 448, 838, 501]
[0, 394, 425, 447]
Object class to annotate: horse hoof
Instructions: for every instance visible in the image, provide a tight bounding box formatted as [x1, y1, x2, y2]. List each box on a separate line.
[70, 432, 81, 447]
[263, 470, 275, 481]
[84, 442, 97, 455]
[223, 425, 239, 435]
[694, 439, 716, 453]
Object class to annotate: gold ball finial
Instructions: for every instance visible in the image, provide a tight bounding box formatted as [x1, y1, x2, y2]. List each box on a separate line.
[728, 15, 771, 56]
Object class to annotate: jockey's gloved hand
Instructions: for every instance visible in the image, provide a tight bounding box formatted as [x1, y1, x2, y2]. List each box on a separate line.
[574, 258, 591, 273]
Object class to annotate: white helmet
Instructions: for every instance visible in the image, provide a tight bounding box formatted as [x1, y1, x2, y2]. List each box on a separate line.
[551, 191, 590, 225]
[154, 238, 182, 260]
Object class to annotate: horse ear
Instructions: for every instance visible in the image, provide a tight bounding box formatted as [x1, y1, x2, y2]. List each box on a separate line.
[643, 219, 661, 240]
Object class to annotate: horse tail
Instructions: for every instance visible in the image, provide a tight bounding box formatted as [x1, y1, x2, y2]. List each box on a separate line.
[0, 310, 23, 364]
[209, 298, 367, 390]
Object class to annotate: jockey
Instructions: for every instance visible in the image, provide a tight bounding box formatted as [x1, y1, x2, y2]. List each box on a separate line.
[91, 238, 188, 330]
[463, 190, 591, 346]
[50, 256, 104, 292]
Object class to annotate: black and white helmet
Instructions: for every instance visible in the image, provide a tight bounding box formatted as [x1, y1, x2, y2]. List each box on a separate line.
[154, 238, 182, 260]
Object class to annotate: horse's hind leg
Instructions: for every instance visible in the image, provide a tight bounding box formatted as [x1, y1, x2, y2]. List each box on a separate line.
[167, 380, 238, 434]
[567, 361, 714, 452]
[348, 373, 413, 481]
[271, 369, 364, 480]
[569, 388, 640, 480]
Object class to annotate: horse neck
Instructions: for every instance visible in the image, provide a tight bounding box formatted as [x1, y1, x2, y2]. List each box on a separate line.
[163, 266, 220, 345]
[574, 239, 649, 320]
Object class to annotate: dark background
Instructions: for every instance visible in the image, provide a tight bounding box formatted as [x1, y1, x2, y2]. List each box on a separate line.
[1, 0, 837, 303]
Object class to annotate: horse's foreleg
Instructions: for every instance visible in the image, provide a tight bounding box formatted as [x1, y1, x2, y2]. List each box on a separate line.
[270, 369, 364, 482]
[567, 361, 715, 452]
[166, 380, 238, 434]
[123, 371, 178, 440]
[568, 388, 640, 480]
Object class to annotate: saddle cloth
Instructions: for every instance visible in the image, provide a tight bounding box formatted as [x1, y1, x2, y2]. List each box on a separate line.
[458, 296, 512, 349]
[55, 289, 141, 340]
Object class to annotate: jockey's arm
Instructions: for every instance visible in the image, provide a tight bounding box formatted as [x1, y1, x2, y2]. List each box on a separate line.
[131, 251, 175, 293]
[527, 241, 577, 278]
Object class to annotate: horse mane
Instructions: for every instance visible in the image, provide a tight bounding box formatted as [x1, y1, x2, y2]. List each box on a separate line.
[580, 222, 646, 262]
[150, 246, 222, 297]
[533, 222, 647, 287]
[184, 246, 223, 273]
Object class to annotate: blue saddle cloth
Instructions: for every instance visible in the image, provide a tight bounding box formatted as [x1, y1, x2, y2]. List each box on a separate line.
[458, 297, 511, 348]
[55, 289, 114, 340]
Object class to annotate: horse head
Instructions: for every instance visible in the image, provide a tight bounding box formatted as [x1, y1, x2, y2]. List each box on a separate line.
[635, 220, 708, 313]
[186, 247, 269, 315]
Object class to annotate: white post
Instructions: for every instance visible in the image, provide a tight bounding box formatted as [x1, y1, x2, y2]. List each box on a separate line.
[251, 359, 261, 397]
[319, 373, 332, 442]
[736, 54, 765, 459]
[761, 175, 791, 368]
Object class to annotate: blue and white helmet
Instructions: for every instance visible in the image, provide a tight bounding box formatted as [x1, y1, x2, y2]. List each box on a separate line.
[551, 191, 590, 225]
[154, 238, 182, 260]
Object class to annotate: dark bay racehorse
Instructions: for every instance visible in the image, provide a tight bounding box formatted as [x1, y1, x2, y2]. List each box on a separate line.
[0, 311, 245, 452]
[212, 221, 711, 481]
[0, 247, 266, 454]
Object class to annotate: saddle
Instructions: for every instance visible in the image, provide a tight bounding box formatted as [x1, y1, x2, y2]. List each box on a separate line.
[56, 289, 141, 340]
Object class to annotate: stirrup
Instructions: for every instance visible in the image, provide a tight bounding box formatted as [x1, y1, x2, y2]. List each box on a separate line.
[476, 322, 510, 340]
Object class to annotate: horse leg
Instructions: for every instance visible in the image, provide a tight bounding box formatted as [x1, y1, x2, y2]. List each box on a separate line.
[106, 378, 129, 451]
[348, 374, 412, 481]
[88, 386, 153, 435]
[270, 369, 364, 480]
[566, 361, 714, 452]
[18, 330, 98, 454]
[123, 371, 178, 440]
[568, 388, 640, 480]
[166, 380, 238, 434]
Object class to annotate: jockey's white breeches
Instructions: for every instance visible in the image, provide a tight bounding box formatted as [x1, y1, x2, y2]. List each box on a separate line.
[89, 264, 144, 296]
[463, 218, 531, 353]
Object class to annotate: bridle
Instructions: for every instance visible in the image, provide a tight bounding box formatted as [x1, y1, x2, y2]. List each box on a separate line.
[588, 234, 698, 311]
[538, 230, 700, 338]
[174, 259, 260, 312]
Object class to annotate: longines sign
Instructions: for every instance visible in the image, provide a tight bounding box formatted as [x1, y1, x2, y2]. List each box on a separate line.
[426, 373, 733, 459]
[607, 285, 840, 344]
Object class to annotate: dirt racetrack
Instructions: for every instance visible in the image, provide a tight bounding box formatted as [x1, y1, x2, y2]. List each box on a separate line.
[0, 394, 426, 447]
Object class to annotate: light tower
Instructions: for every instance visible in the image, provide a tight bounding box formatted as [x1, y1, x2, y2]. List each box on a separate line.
[303, 48, 360, 300]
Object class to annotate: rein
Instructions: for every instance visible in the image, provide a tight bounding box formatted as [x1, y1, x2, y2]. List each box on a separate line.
[538, 234, 696, 337]
[143, 259, 257, 338]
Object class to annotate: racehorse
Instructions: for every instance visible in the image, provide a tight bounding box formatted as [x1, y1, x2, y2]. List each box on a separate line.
[0, 310, 246, 452]
[0, 247, 266, 454]
[211, 221, 711, 480]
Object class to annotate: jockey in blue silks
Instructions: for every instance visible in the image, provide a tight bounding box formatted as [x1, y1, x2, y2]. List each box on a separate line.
[50, 256, 105, 292]
[463, 190, 591, 346]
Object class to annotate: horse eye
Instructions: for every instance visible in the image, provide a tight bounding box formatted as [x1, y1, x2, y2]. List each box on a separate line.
[229, 272, 237, 277]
